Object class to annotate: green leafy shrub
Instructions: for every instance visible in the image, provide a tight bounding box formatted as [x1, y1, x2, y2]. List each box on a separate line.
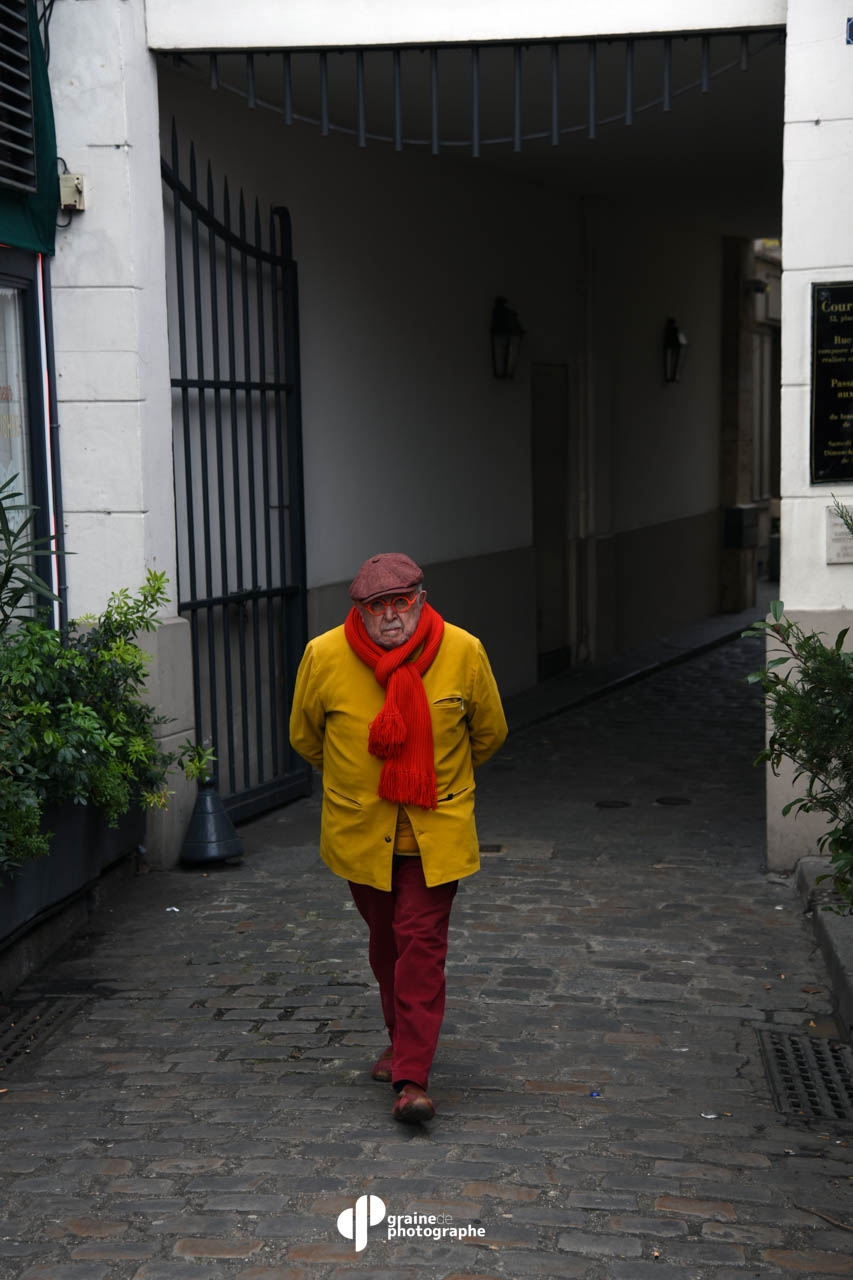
[0, 683, 50, 878]
[0, 475, 57, 876]
[1, 571, 176, 826]
[745, 597, 853, 913]
[0, 475, 205, 877]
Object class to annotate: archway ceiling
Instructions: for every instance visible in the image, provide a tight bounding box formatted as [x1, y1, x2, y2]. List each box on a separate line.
[169, 30, 785, 237]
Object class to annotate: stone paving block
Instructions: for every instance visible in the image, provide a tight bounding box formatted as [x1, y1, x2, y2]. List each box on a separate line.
[763, 1249, 853, 1275]
[608, 1265, 713, 1279]
[133, 1264, 229, 1279]
[237, 1269, 312, 1279]
[100, 1199, 187, 1216]
[173, 1238, 263, 1258]
[69, 1245, 154, 1261]
[147, 1215, 243, 1236]
[557, 1230, 644, 1257]
[19, 1267, 113, 1279]
[185, 1175, 267, 1193]
[701, 1219, 787, 1245]
[605, 1214, 690, 1237]
[200, 1195, 289, 1213]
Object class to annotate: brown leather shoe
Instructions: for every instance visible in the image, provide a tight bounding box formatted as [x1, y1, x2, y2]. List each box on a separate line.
[392, 1083, 435, 1123]
[371, 1046, 393, 1082]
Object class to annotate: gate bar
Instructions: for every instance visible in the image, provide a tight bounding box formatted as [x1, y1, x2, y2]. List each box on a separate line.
[550, 43, 559, 146]
[238, 191, 266, 787]
[206, 160, 237, 788]
[222, 181, 251, 793]
[189, 142, 221, 767]
[471, 46, 479, 158]
[254, 197, 281, 776]
[393, 49, 402, 150]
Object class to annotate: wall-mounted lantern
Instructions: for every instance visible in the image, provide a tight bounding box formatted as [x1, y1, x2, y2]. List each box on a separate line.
[663, 316, 688, 383]
[491, 296, 524, 379]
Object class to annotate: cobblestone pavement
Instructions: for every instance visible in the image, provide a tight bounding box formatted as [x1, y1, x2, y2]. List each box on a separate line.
[1, 635, 852, 1279]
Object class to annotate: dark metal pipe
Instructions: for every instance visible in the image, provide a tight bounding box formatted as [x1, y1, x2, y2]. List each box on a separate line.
[356, 49, 366, 147]
[430, 48, 439, 155]
[282, 51, 293, 123]
[471, 46, 480, 158]
[319, 51, 328, 135]
[550, 42, 559, 146]
[740, 33, 749, 71]
[513, 44, 522, 151]
[39, 255, 67, 628]
[246, 52, 256, 107]
[393, 49, 402, 151]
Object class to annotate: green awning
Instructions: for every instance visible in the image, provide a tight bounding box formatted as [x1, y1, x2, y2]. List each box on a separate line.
[0, 0, 58, 256]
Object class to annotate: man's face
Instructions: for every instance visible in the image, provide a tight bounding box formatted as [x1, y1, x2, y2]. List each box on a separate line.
[356, 589, 426, 649]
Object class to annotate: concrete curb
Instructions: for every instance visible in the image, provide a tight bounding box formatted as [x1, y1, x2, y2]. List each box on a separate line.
[796, 856, 853, 1038]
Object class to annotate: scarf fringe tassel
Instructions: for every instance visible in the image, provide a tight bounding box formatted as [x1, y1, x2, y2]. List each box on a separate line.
[379, 764, 437, 810]
[368, 707, 406, 757]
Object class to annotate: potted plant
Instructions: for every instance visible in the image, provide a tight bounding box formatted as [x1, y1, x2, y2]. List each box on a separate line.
[0, 476, 200, 941]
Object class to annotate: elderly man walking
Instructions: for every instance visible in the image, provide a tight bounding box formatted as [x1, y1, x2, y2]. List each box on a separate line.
[289, 552, 507, 1123]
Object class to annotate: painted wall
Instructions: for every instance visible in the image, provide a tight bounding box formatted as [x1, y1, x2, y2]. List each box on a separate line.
[587, 202, 724, 652]
[145, 0, 787, 51]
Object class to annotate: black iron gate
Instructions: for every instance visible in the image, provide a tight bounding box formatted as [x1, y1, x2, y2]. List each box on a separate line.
[162, 126, 310, 821]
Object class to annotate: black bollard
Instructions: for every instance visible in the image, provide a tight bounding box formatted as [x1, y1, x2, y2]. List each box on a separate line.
[180, 781, 244, 866]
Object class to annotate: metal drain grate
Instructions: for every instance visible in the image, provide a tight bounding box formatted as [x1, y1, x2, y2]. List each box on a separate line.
[0, 997, 90, 1077]
[756, 1028, 853, 1123]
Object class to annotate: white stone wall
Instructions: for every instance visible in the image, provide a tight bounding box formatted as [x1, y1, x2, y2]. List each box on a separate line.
[145, 0, 787, 51]
[780, 0, 853, 607]
[48, 0, 195, 864]
[766, 0, 853, 868]
[49, 0, 177, 614]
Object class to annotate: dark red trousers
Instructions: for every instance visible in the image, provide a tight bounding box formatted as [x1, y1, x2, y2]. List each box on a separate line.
[348, 856, 458, 1090]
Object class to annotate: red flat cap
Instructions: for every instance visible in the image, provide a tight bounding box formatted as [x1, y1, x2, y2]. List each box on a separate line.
[349, 552, 424, 603]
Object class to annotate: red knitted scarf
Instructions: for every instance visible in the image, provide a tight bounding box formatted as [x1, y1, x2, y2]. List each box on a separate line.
[344, 602, 445, 809]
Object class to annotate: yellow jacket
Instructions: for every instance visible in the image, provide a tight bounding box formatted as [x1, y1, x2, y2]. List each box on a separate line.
[289, 621, 508, 889]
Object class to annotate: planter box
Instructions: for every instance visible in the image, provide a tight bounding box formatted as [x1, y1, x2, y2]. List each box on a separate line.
[0, 803, 145, 949]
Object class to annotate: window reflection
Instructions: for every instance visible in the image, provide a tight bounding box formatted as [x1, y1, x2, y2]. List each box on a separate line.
[0, 285, 31, 503]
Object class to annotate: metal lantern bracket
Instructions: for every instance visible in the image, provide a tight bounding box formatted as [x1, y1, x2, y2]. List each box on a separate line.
[491, 296, 524, 379]
[663, 316, 688, 383]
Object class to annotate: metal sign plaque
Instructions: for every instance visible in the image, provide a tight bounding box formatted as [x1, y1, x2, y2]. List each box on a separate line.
[811, 282, 853, 483]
